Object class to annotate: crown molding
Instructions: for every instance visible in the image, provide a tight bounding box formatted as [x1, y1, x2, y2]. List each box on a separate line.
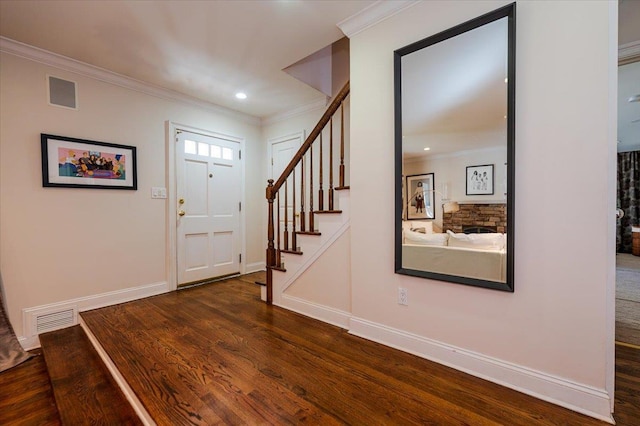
[261, 97, 327, 126]
[619, 40, 640, 65]
[337, 0, 419, 38]
[0, 36, 260, 125]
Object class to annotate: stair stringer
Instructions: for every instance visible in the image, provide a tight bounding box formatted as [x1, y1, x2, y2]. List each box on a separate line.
[271, 190, 351, 327]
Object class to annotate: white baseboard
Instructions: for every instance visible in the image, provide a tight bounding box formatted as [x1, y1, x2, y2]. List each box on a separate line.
[245, 262, 265, 274]
[349, 317, 614, 424]
[279, 294, 351, 329]
[20, 281, 169, 349]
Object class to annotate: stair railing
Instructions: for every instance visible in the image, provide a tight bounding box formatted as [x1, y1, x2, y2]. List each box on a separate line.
[265, 81, 350, 303]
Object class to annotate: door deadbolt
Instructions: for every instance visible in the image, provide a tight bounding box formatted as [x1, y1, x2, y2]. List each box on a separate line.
[209, 173, 213, 178]
[179, 198, 185, 205]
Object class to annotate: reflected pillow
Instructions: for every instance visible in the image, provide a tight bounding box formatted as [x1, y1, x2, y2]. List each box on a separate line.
[446, 230, 505, 251]
[404, 230, 448, 246]
[405, 221, 433, 234]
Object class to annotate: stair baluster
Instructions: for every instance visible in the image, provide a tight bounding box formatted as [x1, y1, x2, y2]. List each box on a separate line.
[300, 156, 306, 232]
[319, 132, 324, 211]
[329, 117, 334, 211]
[340, 103, 345, 188]
[309, 142, 315, 232]
[292, 166, 297, 251]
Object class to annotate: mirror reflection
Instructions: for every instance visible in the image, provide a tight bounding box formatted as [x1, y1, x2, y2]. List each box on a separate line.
[395, 4, 515, 291]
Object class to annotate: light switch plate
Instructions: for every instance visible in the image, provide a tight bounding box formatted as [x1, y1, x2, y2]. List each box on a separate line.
[151, 187, 167, 199]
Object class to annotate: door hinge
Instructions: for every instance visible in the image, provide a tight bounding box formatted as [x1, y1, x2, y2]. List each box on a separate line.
[239, 150, 242, 160]
[271, 158, 274, 166]
[239, 202, 242, 212]
[239, 253, 242, 263]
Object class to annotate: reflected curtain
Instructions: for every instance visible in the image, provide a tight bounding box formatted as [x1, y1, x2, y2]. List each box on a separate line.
[617, 150, 640, 253]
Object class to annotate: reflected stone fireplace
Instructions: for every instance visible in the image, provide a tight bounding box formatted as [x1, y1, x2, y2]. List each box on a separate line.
[443, 203, 507, 234]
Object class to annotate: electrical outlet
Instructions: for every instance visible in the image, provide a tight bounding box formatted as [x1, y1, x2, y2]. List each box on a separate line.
[398, 287, 408, 305]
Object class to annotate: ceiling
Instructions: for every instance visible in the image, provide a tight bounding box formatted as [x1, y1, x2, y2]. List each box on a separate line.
[0, 0, 375, 119]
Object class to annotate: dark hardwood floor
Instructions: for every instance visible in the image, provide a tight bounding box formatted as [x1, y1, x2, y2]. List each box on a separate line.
[78, 274, 639, 425]
[1, 274, 638, 425]
[0, 349, 61, 426]
[39, 325, 142, 425]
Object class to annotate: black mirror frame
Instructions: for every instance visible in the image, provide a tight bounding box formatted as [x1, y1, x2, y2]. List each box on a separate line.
[394, 3, 516, 292]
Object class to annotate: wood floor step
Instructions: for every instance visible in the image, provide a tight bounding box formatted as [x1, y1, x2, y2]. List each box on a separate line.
[39, 325, 142, 426]
[315, 210, 342, 214]
[335, 185, 350, 191]
[297, 230, 321, 236]
[269, 265, 286, 272]
[280, 249, 303, 255]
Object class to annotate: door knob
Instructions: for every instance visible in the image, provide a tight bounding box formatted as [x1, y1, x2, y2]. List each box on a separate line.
[178, 210, 186, 217]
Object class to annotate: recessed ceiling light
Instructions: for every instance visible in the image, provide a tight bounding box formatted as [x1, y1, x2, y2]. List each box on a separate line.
[423, 147, 430, 151]
[235, 92, 247, 100]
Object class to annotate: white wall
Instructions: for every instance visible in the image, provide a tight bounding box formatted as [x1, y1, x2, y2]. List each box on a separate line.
[349, 0, 615, 421]
[0, 52, 264, 338]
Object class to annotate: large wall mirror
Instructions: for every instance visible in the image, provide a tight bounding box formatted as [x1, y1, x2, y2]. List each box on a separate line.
[394, 4, 516, 291]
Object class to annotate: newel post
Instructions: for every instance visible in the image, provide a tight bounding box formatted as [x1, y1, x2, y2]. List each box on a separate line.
[266, 179, 275, 304]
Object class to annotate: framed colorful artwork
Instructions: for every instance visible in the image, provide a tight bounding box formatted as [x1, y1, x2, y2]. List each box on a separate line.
[41, 134, 137, 190]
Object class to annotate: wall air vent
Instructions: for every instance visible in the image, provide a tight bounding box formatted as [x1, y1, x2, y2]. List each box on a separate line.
[47, 75, 78, 109]
[34, 307, 77, 334]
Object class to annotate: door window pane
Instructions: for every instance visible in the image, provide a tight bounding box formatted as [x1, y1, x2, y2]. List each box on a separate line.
[184, 139, 196, 154]
[210, 145, 222, 158]
[198, 142, 209, 157]
[222, 147, 233, 160]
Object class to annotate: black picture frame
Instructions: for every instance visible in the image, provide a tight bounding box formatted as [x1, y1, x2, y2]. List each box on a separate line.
[466, 164, 494, 195]
[41, 133, 137, 190]
[405, 173, 436, 220]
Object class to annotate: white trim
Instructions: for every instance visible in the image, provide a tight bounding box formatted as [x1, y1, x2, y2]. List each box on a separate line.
[167, 122, 246, 289]
[349, 317, 615, 424]
[18, 335, 40, 351]
[262, 98, 327, 126]
[80, 317, 156, 426]
[20, 280, 169, 349]
[619, 40, 640, 62]
[606, 1, 619, 414]
[280, 294, 351, 329]
[245, 261, 266, 274]
[337, 0, 419, 38]
[0, 36, 259, 125]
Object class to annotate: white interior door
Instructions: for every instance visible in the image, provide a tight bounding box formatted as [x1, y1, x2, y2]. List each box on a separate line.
[270, 134, 302, 245]
[176, 131, 241, 285]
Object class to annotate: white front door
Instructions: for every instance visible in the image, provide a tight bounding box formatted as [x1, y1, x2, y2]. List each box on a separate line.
[176, 130, 241, 285]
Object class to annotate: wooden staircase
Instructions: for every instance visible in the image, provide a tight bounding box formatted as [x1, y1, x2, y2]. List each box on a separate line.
[39, 325, 143, 425]
[265, 81, 350, 304]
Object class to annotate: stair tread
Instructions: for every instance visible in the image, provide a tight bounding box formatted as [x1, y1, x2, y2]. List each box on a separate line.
[315, 210, 342, 214]
[39, 325, 142, 425]
[269, 265, 286, 272]
[280, 249, 303, 255]
[297, 231, 321, 236]
[335, 186, 350, 191]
